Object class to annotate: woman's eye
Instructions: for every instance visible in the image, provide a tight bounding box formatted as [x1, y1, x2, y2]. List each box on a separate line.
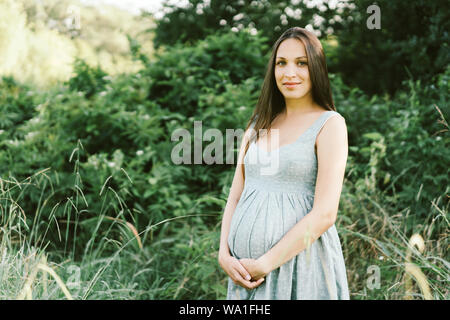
[276, 61, 307, 66]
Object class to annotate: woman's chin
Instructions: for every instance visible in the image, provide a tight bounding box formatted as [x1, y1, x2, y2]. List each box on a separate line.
[283, 92, 306, 99]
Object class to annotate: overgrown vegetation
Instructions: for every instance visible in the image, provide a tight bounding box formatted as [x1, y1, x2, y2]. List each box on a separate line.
[0, 1, 448, 300]
[150, 0, 450, 95]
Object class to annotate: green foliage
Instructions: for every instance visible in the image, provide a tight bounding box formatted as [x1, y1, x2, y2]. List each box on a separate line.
[332, 66, 450, 227]
[0, 76, 40, 139]
[145, 30, 268, 117]
[332, 0, 450, 95]
[148, 0, 449, 97]
[0, 26, 448, 300]
[148, 0, 347, 50]
[66, 59, 110, 99]
[127, 35, 150, 66]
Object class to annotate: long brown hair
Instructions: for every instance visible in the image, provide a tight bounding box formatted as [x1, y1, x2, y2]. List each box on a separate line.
[243, 27, 335, 157]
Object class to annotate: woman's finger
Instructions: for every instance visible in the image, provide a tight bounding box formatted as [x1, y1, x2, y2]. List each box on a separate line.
[225, 256, 264, 290]
[231, 269, 243, 284]
[248, 277, 265, 289]
[231, 270, 252, 289]
[234, 275, 265, 290]
[234, 260, 252, 281]
[241, 277, 265, 290]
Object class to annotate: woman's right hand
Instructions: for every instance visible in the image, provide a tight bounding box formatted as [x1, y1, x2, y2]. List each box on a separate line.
[218, 253, 265, 290]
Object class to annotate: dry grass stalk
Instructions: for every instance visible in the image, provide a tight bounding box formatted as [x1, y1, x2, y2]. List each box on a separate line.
[403, 233, 433, 300]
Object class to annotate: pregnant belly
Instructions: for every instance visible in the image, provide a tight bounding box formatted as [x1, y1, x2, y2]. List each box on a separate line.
[228, 205, 299, 260]
[227, 191, 312, 260]
[228, 210, 267, 259]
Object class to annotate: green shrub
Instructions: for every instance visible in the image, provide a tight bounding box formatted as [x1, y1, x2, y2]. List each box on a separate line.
[65, 59, 110, 99]
[332, 0, 450, 95]
[149, 0, 343, 51]
[145, 30, 269, 117]
[0, 76, 41, 139]
[0, 28, 447, 300]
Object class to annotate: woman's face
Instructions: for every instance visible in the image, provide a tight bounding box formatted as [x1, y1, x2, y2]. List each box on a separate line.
[274, 38, 312, 101]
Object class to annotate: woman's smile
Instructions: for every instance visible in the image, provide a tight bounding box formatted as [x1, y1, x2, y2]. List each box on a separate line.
[283, 82, 301, 89]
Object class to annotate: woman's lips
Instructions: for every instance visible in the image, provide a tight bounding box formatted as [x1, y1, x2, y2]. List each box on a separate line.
[284, 83, 301, 89]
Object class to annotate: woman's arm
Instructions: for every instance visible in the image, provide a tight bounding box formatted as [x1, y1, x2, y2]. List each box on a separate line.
[218, 126, 266, 289]
[255, 114, 348, 276]
[218, 127, 251, 258]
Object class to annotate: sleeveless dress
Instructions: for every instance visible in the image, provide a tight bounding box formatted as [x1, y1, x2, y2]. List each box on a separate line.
[226, 110, 350, 300]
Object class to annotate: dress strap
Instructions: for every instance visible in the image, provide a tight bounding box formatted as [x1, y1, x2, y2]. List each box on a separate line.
[308, 110, 342, 141]
[247, 111, 343, 143]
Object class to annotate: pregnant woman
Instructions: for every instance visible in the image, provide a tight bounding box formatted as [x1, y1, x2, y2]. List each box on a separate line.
[218, 27, 350, 300]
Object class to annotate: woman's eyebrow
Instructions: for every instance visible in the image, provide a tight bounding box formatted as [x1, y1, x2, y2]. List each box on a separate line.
[276, 56, 307, 59]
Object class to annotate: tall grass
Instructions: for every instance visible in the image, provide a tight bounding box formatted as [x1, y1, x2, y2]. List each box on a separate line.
[0, 142, 223, 299]
[1, 145, 448, 299]
[338, 105, 449, 300]
[1, 106, 448, 299]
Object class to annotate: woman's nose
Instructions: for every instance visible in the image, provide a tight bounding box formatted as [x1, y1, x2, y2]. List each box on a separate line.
[284, 65, 297, 77]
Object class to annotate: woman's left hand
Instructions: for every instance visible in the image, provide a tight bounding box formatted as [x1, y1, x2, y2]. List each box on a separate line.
[239, 258, 268, 281]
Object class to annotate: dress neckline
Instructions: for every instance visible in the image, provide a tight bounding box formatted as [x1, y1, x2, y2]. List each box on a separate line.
[254, 110, 332, 154]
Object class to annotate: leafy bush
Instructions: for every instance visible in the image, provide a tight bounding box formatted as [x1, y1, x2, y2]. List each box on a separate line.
[148, 0, 349, 50]
[0, 76, 41, 139]
[332, 0, 450, 95]
[145, 30, 269, 117]
[332, 66, 450, 227]
[0, 28, 448, 300]
[65, 59, 110, 99]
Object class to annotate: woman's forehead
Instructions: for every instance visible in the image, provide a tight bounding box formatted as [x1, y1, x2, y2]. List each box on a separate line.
[276, 38, 306, 58]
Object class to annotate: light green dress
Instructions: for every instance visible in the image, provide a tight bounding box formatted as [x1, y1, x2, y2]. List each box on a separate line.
[227, 110, 350, 300]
